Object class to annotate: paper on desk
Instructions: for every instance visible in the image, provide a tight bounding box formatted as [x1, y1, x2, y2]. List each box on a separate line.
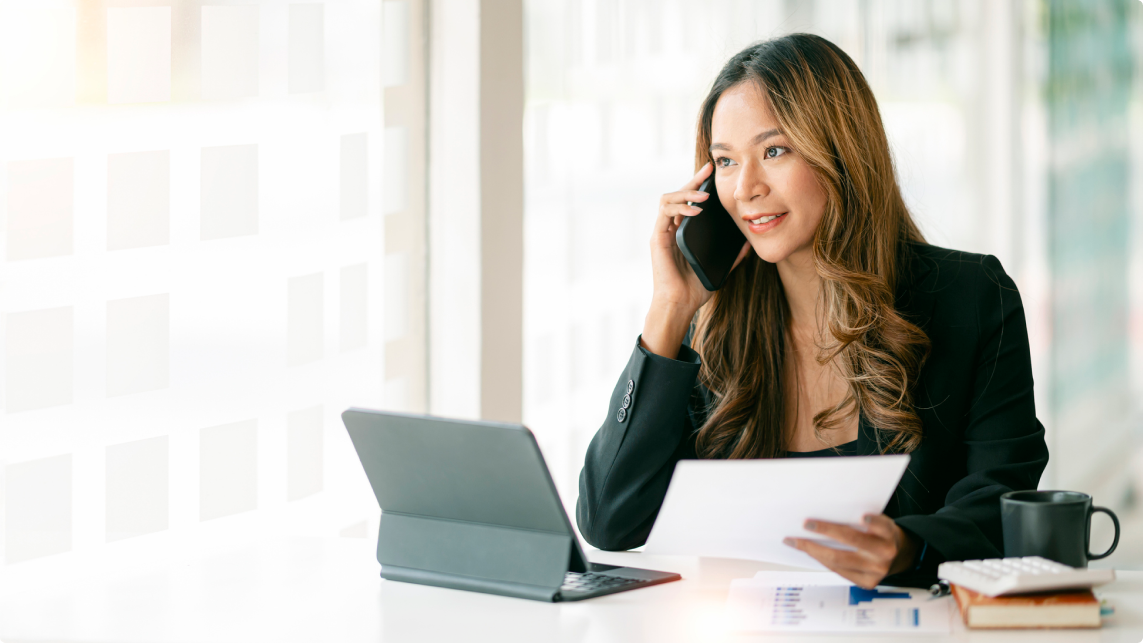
[727, 575, 952, 634]
[644, 455, 909, 569]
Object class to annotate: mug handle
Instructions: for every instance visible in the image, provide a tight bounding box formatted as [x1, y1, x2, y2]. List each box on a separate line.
[1087, 506, 1120, 561]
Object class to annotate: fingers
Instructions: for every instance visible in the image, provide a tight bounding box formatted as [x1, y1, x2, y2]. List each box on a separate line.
[656, 163, 713, 236]
[656, 205, 695, 234]
[669, 203, 704, 217]
[655, 198, 707, 238]
[783, 515, 904, 589]
[788, 538, 865, 570]
[784, 537, 890, 589]
[659, 186, 705, 205]
[657, 163, 713, 235]
[805, 520, 885, 555]
[658, 191, 708, 207]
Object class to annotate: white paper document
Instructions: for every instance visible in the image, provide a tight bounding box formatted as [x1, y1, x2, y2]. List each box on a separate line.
[727, 571, 952, 634]
[643, 455, 910, 569]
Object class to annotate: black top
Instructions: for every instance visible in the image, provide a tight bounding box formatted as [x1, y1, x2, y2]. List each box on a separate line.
[784, 440, 859, 458]
[575, 242, 1049, 587]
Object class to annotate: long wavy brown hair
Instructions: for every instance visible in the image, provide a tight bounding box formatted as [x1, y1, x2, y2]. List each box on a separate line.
[691, 34, 931, 459]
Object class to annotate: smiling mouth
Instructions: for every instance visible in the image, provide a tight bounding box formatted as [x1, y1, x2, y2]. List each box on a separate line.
[748, 213, 786, 225]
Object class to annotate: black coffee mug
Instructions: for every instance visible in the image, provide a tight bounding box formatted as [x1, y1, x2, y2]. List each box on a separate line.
[1000, 490, 1120, 568]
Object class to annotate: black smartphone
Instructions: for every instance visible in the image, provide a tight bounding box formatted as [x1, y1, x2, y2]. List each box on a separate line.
[674, 174, 747, 291]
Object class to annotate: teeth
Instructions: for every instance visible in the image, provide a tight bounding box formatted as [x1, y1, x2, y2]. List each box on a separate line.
[751, 214, 782, 225]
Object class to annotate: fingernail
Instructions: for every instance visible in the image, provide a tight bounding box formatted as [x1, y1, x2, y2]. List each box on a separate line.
[863, 515, 873, 524]
[804, 521, 817, 531]
[695, 192, 709, 200]
[690, 206, 702, 214]
[782, 537, 796, 547]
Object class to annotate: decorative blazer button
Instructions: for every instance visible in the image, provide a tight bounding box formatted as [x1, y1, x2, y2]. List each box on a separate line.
[622, 394, 631, 408]
[626, 380, 635, 395]
[617, 407, 627, 422]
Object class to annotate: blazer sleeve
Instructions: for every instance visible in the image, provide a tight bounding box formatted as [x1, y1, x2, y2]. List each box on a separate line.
[894, 254, 1049, 566]
[576, 335, 702, 551]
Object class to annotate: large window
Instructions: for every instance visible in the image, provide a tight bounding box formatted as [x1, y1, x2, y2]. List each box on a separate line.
[1, 0, 393, 566]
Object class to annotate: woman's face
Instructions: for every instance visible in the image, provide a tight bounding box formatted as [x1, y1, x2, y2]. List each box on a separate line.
[709, 82, 827, 265]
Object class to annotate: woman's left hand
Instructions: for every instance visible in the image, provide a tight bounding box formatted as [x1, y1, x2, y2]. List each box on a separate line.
[783, 514, 919, 589]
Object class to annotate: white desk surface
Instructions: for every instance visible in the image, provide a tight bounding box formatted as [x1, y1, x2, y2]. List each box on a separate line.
[1, 534, 1141, 643]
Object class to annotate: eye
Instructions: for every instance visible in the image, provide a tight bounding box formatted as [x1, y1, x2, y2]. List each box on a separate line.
[765, 146, 789, 159]
[714, 156, 736, 168]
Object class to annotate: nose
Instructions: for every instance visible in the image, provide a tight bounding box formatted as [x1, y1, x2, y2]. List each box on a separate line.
[732, 158, 769, 204]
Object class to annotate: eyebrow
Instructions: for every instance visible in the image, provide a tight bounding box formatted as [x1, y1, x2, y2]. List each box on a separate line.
[709, 128, 782, 153]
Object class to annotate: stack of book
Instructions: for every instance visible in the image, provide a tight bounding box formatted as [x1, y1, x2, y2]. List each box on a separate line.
[937, 557, 1116, 630]
[950, 584, 1101, 629]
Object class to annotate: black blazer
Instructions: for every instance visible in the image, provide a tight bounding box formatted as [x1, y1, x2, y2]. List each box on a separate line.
[575, 242, 1049, 586]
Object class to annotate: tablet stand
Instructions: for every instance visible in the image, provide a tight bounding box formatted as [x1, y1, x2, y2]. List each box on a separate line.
[376, 511, 588, 601]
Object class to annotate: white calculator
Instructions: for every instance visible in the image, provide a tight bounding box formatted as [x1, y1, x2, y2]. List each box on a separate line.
[937, 556, 1116, 597]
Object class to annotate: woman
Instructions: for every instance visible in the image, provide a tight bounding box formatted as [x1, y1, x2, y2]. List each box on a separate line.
[575, 34, 1049, 589]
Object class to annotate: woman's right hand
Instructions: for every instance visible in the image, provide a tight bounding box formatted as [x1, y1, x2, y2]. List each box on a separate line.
[642, 162, 750, 359]
[651, 162, 718, 313]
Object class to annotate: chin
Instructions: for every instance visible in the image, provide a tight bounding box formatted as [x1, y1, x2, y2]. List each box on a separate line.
[748, 240, 797, 264]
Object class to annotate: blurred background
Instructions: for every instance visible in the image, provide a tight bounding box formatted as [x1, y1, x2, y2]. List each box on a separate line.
[1, 0, 1142, 581]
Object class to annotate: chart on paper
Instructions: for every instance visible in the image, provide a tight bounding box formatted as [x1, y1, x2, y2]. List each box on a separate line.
[727, 576, 952, 634]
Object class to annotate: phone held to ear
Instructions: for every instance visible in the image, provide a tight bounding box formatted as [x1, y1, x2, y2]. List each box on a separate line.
[674, 174, 747, 291]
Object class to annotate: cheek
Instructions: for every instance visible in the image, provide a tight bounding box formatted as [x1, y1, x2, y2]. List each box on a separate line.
[716, 178, 736, 214]
[787, 168, 827, 229]
[717, 179, 750, 234]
